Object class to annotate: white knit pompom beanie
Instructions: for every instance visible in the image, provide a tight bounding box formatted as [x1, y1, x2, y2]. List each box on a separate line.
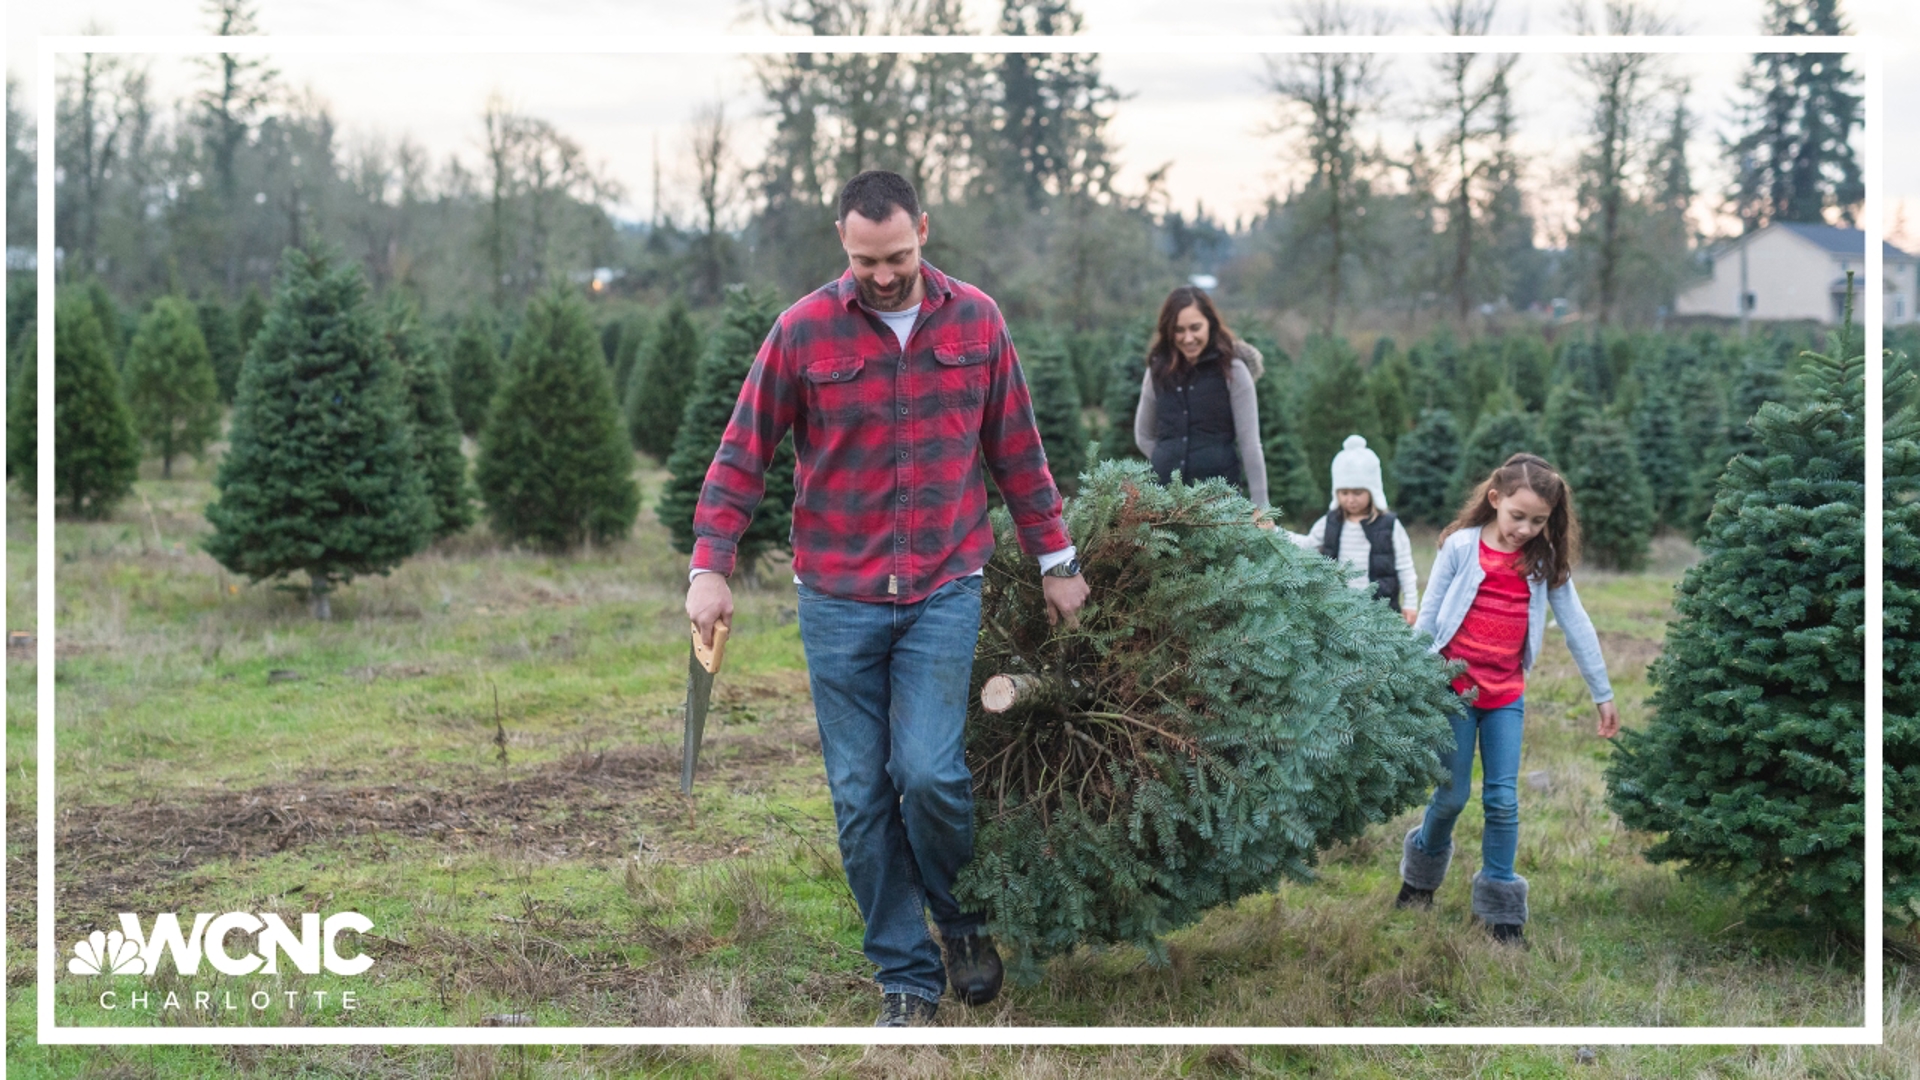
[1328, 434, 1389, 513]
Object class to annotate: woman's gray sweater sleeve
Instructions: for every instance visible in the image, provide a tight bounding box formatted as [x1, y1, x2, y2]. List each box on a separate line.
[1226, 360, 1268, 507]
[1133, 367, 1158, 459]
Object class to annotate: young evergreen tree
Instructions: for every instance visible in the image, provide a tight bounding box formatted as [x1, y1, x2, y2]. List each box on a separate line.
[235, 285, 268, 351]
[1543, 381, 1599, 466]
[955, 459, 1458, 973]
[1604, 323, 1866, 930]
[611, 312, 647, 403]
[1563, 417, 1653, 571]
[4, 275, 34, 391]
[1885, 348, 1920, 934]
[85, 280, 127, 369]
[1390, 407, 1461, 526]
[475, 284, 639, 552]
[1558, 336, 1616, 404]
[1298, 334, 1381, 477]
[627, 299, 702, 461]
[1256, 364, 1323, 527]
[1451, 406, 1541, 508]
[204, 248, 433, 620]
[382, 295, 476, 541]
[196, 296, 245, 403]
[446, 304, 503, 437]
[1022, 335, 1087, 493]
[1363, 346, 1413, 467]
[1501, 333, 1553, 413]
[124, 296, 221, 479]
[658, 284, 794, 580]
[1686, 350, 1786, 536]
[6, 319, 36, 498]
[1098, 348, 1146, 463]
[50, 295, 141, 517]
[1096, 318, 1155, 463]
[1630, 369, 1689, 528]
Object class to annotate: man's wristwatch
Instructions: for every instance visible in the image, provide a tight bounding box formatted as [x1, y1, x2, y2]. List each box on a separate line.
[1043, 557, 1082, 579]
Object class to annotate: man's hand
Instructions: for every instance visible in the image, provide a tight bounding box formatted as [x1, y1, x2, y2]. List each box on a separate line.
[1401, 607, 1418, 627]
[1596, 700, 1620, 739]
[1042, 573, 1089, 629]
[687, 572, 734, 648]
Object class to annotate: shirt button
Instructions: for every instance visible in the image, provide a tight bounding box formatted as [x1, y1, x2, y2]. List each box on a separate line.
[899, 405, 908, 415]
[831, 371, 841, 380]
[899, 494, 908, 503]
[899, 450, 908, 460]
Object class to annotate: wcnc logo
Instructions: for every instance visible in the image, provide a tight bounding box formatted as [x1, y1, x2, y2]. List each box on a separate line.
[68, 911, 374, 978]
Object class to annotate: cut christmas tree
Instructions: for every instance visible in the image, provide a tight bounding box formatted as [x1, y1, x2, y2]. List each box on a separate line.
[955, 460, 1459, 975]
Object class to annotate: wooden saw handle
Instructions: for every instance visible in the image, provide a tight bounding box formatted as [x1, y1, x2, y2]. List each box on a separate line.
[691, 621, 730, 675]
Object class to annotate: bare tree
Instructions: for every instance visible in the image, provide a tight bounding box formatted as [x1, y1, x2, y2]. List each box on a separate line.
[481, 94, 523, 306]
[689, 101, 737, 302]
[1267, 0, 1390, 336]
[193, 0, 277, 291]
[55, 47, 141, 280]
[477, 97, 623, 303]
[1429, 0, 1520, 323]
[1565, 0, 1673, 326]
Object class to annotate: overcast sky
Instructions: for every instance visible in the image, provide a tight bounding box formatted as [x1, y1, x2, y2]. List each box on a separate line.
[8, 0, 1919, 248]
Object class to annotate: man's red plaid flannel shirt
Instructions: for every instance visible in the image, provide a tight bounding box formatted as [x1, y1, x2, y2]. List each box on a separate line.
[690, 262, 1070, 603]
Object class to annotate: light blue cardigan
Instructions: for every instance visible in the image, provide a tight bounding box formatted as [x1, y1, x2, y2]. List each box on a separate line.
[1413, 527, 1614, 705]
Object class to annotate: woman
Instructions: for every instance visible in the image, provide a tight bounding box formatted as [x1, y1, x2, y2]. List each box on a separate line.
[1132, 286, 1268, 507]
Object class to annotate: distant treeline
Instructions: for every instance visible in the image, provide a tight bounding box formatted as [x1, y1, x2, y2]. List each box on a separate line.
[6, 0, 1864, 338]
[13, 250, 1909, 591]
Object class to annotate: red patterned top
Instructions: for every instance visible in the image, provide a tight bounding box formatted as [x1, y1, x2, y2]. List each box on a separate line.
[1442, 538, 1531, 709]
[690, 262, 1070, 602]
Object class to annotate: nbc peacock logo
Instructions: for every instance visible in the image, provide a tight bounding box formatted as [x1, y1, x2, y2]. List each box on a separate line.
[68, 929, 147, 976]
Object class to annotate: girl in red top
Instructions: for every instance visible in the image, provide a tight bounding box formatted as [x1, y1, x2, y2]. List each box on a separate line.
[1396, 454, 1620, 946]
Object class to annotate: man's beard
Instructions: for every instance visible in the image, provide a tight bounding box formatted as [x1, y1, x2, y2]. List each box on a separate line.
[857, 271, 915, 312]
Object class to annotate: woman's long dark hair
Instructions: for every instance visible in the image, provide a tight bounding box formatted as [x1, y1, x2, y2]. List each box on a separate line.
[1439, 453, 1582, 588]
[1147, 286, 1236, 386]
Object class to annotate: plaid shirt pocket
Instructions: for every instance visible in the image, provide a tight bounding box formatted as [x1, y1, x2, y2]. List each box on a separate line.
[804, 355, 872, 427]
[932, 341, 990, 411]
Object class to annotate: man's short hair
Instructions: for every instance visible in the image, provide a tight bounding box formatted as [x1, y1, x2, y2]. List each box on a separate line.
[837, 170, 921, 225]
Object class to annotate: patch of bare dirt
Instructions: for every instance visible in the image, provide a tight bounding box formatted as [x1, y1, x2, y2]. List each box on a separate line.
[27, 724, 824, 934]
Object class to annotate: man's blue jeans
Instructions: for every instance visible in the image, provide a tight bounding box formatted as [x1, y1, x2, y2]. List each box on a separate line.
[796, 575, 984, 1004]
[1413, 696, 1525, 882]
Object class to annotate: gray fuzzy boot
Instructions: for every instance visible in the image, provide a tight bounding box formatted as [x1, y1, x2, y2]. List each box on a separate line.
[1397, 826, 1452, 908]
[1471, 872, 1529, 945]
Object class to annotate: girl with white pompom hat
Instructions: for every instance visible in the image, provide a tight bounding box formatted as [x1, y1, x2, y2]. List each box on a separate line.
[1302, 435, 1419, 626]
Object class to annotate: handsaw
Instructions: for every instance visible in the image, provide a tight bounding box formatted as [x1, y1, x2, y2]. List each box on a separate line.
[680, 620, 730, 795]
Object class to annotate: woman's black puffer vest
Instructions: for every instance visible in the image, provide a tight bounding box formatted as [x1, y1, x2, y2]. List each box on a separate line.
[1150, 348, 1241, 490]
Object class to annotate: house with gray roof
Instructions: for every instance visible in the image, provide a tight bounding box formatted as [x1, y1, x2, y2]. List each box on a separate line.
[1674, 222, 1916, 325]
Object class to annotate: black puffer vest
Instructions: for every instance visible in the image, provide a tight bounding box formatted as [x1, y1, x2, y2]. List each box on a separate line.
[1150, 350, 1240, 491]
[1320, 510, 1400, 606]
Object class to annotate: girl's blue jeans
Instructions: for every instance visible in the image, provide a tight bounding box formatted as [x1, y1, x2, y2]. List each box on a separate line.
[795, 575, 985, 1005]
[1413, 696, 1525, 882]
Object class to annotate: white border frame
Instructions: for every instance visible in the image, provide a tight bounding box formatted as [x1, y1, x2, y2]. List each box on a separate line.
[23, 32, 1882, 1048]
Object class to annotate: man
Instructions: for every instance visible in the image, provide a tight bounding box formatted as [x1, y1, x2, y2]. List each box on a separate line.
[685, 169, 1088, 1026]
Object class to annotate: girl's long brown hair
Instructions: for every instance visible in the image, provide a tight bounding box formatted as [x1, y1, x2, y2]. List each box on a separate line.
[1147, 286, 1237, 387]
[1439, 453, 1582, 588]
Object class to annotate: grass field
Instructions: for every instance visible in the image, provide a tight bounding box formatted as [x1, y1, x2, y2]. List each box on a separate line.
[5, 451, 1914, 1078]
